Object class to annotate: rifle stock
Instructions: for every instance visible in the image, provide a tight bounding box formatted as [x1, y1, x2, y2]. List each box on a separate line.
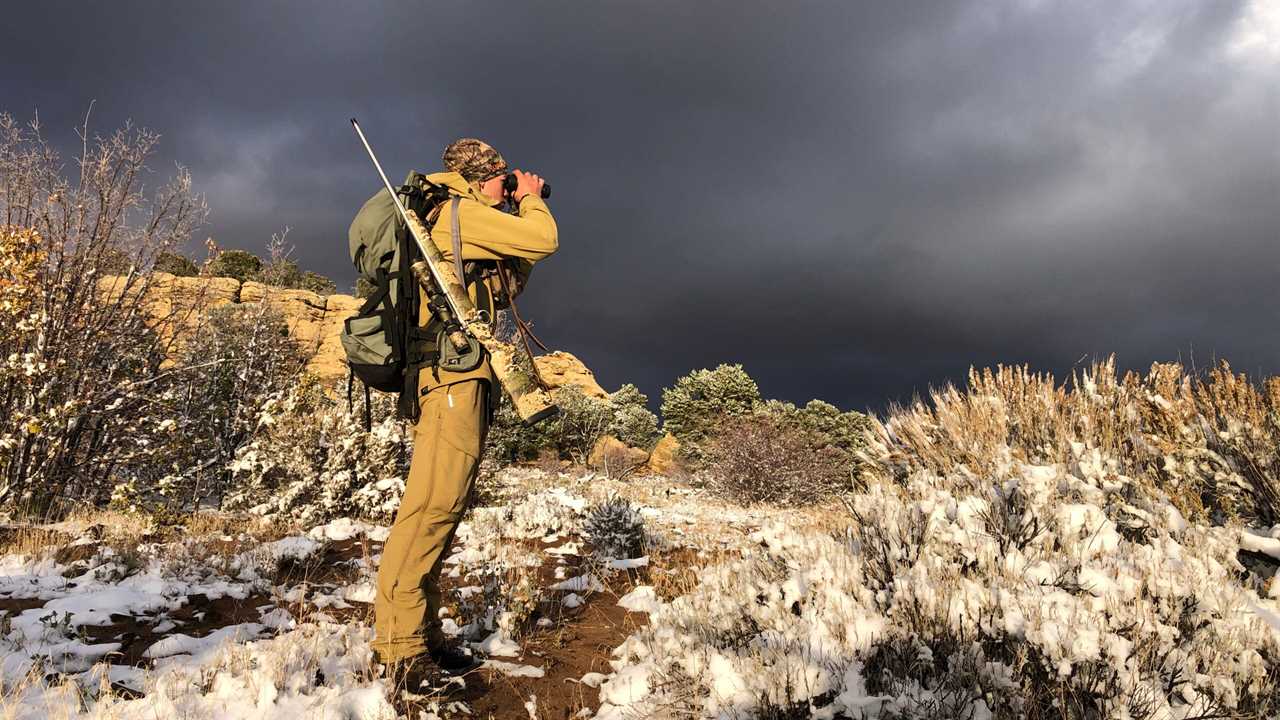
[352, 119, 558, 426]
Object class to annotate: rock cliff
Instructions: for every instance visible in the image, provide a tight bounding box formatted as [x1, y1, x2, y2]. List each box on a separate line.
[104, 273, 606, 395]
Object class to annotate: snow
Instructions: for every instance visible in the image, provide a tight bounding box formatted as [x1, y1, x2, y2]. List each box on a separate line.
[550, 574, 603, 593]
[616, 586, 662, 615]
[475, 629, 522, 657]
[342, 581, 377, 604]
[1, 465, 1276, 719]
[483, 659, 546, 677]
[261, 536, 321, 562]
[1242, 530, 1280, 560]
[307, 517, 387, 543]
[589, 458, 1280, 719]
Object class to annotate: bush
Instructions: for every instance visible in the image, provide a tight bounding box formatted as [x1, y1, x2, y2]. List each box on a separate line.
[154, 251, 199, 277]
[660, 363, 760, 463]
[607, 466, 1280, 719]
[608, 384, 661, 451]
[486, 382, 660, 467]
[863, 357, 1280, 526]
[703, 412, 853, 506]
[582, 495, 646, 559]
[132, 301, 308, 510]
[259, 257, 337, 295]
[224, 379, 411, 525]
[0, 113, 207, 515]
[206, 249, 261, 282]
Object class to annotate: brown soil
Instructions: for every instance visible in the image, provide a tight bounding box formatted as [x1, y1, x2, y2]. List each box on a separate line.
[5, 525, 698, 719]
[395, 572, 651, 720]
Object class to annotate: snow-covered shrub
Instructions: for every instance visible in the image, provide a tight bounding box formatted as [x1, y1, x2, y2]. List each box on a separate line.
[0, 114, 207, 515]
[224, 378, 410, 525]
[864, 357, 1280, 526]
[151, 301, 307, 509]
[583, 495, 646, 559]
[453, 562, 545, 641]
[704, 412, 852, 507]
[599, 457, 1280, 719]
[660, 363, 761, 463]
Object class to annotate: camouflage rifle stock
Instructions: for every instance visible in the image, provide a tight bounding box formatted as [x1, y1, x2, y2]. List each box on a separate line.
[351, 119, 558, 426]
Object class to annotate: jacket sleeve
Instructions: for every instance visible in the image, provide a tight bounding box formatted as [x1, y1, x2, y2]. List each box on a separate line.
[438, 194, 558, 262]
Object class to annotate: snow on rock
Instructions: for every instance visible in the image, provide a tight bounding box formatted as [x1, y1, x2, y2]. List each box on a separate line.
[616, 585, 662, 615]
[606, 556, 648, 570]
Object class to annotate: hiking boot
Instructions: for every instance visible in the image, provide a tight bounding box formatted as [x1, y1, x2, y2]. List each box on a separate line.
[427, 642, 481, 675]
[375, 652, 440, 694]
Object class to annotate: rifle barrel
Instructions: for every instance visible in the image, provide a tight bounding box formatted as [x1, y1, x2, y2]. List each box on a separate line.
[350, 118, 468, 330]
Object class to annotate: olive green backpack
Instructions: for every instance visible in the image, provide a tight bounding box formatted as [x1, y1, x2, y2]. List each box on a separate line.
[341, 171, 446, 422]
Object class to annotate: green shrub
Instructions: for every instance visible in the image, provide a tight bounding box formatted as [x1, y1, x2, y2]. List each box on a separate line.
[485, 382, 660, 467]
[154, 251, 199, 276]
[207, 249, 262, 282]
[660, 363, 760, 463]
[258, 258, 337, 295]
[607, 384, 660, 451]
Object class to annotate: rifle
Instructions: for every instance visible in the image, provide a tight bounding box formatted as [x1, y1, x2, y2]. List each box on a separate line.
[350, 118, 559, 425]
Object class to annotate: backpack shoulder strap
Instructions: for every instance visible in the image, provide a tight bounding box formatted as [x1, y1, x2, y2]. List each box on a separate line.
[450, 195, 465, 288]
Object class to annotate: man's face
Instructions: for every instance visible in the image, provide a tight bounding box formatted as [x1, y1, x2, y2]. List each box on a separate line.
[478, 174, 505, 204]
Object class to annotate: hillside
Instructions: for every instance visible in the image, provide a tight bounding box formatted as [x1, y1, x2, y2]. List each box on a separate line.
[2, 360, 1279, 719]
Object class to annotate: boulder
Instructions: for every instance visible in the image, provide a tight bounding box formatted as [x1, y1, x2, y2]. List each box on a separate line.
[647, 433, 682, 475]
[534, 351, 608, 399]
[589, 434, 649, 475]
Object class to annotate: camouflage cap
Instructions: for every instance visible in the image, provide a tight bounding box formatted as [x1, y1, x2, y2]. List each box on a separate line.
[441, 138, 509, 183]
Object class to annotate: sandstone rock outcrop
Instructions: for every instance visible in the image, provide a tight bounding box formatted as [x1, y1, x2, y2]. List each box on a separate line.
[646, 433, 682, 475]
[533, 351, 609, 399]
[108, 274, 614, 395]
[589, 434, 649, 475]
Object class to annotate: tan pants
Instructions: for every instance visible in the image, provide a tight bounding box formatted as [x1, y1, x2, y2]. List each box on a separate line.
[372, 379, 489, 662]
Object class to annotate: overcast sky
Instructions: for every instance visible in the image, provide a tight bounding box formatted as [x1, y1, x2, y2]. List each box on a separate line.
[3, 1, 1277, 413]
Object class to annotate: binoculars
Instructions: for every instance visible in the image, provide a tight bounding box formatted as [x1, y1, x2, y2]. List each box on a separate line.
[503, 173, 552, 199]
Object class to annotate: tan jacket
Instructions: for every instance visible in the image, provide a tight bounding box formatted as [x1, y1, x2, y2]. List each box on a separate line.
[418, 171, 558, 392]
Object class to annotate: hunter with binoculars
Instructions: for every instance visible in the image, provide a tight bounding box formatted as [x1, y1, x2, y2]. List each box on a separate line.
[344, 129, 558, 690]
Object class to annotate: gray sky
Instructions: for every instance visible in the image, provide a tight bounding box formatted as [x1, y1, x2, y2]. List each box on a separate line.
[3, 1, 1277, 413]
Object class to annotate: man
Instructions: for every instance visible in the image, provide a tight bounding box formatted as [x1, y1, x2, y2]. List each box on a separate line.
[365, 138, 556, 683]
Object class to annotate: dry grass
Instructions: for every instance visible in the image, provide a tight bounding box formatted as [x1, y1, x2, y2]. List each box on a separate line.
[863, 356, 1280, 526]
[0, 526, 70, 560]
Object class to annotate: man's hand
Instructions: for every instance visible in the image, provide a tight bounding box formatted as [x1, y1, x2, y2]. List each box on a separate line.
[511, 170, 545, 202]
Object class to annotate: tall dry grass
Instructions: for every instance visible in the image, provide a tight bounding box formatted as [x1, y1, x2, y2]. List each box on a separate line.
[862, 356, 1280, 526]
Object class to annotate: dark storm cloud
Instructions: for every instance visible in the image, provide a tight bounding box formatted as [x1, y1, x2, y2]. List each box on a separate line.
[3, 1, 1277, 413]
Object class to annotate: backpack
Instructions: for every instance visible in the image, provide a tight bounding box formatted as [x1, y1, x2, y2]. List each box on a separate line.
[341, 171, 448, 422]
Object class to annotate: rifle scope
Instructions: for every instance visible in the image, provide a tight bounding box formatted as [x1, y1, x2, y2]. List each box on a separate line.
[503, 173, 552, 199]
